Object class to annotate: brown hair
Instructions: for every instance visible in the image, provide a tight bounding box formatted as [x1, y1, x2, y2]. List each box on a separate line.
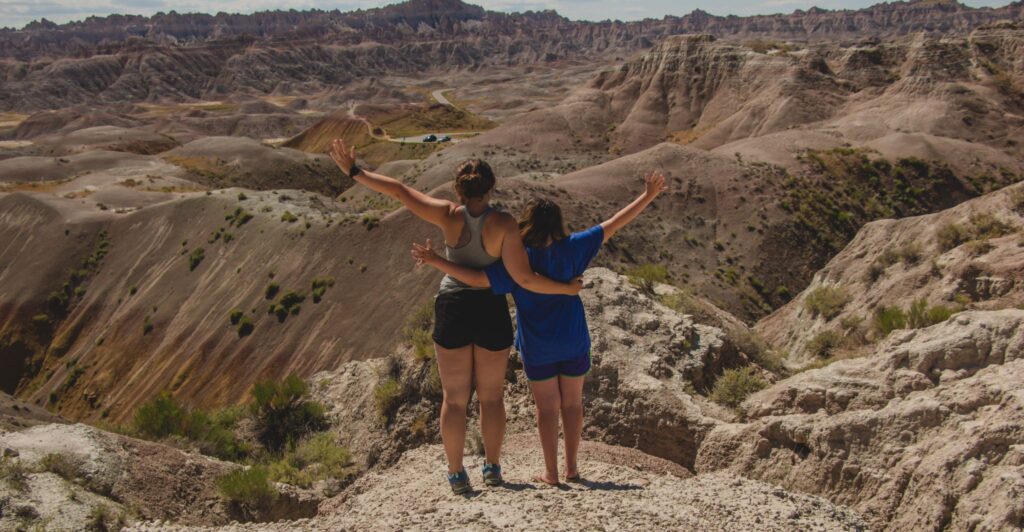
[453, 159, 496, 202]
[518, 198, 567, 248]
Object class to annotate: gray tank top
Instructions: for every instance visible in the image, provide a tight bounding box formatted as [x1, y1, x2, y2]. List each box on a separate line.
[438, 207, 500, 294]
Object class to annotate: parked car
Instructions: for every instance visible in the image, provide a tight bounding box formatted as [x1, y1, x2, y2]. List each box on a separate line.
[439, 135, 452, 142]
[423, 134, 438, 142]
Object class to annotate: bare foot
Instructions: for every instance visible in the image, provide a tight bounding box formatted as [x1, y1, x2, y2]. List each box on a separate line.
[564, 469, 580, 481]
[533, 472, 560, 486]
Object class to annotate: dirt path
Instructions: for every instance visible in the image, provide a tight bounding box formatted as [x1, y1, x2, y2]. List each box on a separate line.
[130, 434, 867, 531]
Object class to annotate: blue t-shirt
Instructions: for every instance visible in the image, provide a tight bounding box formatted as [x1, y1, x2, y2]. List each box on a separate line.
[485, 225, 604, 366]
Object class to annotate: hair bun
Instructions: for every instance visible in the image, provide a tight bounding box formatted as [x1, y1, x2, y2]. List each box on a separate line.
[454, 159, 496, 201]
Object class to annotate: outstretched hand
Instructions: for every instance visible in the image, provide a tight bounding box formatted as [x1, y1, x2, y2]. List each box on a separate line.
[643, 170, 668, 198]
[330, 139, 357, 176]
[411, 238, 440, 267]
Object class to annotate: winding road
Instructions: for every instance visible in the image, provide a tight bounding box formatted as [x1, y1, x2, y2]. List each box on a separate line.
[346, 88, 478, 144]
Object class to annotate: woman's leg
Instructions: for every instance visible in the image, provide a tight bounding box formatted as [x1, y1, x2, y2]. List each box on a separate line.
[436, 343, 474, 474]
[529, 378, 562, 485]
[473, 345, 509, 466]
[558, 375, 585, 479]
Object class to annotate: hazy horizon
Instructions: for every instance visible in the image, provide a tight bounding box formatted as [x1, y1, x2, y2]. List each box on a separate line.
[0, 0, 1015, 31]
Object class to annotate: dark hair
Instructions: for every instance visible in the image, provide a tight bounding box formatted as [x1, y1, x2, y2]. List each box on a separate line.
[519, 198, 567, 248]
[453, 159, 495, 202]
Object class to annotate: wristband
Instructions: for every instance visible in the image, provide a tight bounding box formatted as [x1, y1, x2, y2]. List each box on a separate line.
[348, 163, 361, 177]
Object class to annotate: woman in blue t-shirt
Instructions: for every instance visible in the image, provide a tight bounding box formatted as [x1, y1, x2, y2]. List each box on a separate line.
[412, 171, 667, 485]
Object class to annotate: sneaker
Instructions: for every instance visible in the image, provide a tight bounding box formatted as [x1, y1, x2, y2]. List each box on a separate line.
[482, 463, 503, 487]
[448, 468, 472, 495]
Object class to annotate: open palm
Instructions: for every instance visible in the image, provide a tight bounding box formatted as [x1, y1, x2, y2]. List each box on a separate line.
[330, 139, 357, 176]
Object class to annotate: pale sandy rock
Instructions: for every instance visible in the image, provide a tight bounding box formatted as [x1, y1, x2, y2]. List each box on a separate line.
[699, 309, 1024, 531]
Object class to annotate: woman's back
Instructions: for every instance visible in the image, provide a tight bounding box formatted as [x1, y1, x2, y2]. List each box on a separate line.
[439, 207, 500, 293]
[486, 225, 605, 365]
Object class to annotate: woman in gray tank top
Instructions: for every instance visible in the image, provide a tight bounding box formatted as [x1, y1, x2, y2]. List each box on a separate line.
[330, 139, 581, 494]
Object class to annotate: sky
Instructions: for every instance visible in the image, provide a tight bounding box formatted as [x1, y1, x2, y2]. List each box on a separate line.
[0, 0, 1014, 30]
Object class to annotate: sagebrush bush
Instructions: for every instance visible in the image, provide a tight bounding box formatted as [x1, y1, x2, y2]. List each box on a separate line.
[250, 374, 328, 452]
[229, 309, 244, 325]
[969, 213, 1014, 239]
[1, 457, 29, 491]
[803, 286, 849, 320]
[906, 298, 956, 329]
[237, 317, 255, 338]
[311, 277, 335, 303]
[403, 302, 435, 360]
[189, 248, 205, 271]
[132, 392, 187, 439]
[710, 366, 767, 408]
[936, 223, 968, 251]
[806, 329, 844, 358]
[873, 306, 907, 337]
[217, 466, 278, 513]
[267, 433, 353, 488]
[627, 264, 669, 293]
[39, 452, 84, 482]
[131, 392, 248, 461]
[374, 377, 403, 423]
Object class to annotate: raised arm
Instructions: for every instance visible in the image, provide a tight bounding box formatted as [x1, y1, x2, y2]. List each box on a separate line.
[330, 139, 453, 228]
[600, 170, 667, 243]
[412, 239, 490, 288]
[497, 216, 582, 296]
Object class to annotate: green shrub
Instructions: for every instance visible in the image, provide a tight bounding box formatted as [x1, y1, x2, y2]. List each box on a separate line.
[250, 375, 328, 452]
[866, 261, 886, 282]
[1009, 187, 1024, 214]
[806, 330, 844, 358]
[710, 366, 767, 408]
[131, 393, 248, 460]
[132, 392, 188, 439]
[403, 302, 435, 360]
[374, 377, 403, 422]
[966, 238, 995, 256]
[970, 213, 1014, 239]
[281, 211, 298, 223]
[873, 306, 907, 337]
[189, 248, 205, 271]
[897, 242, 922, 264]
[86, 504, 123, 532]
[229, 309, 244, 325]
[267, 433, 353, 488]
[311, 277, 335, 303]
[279, 291, 305, 311]
[803, 286, 849, 320]
[217, 466, 278, 513]
[1, 457, 30, 491]
[143, 316, 154, 335]
[39, 452, 84, 482]
[237, 317, 255, 338]
[936, 223, 969, 251]
[627, 264, 669, 293]
[907, 298, 955, 329]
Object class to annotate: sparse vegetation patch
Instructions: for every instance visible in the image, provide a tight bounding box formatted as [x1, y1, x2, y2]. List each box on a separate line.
[710, 366, 767, 408]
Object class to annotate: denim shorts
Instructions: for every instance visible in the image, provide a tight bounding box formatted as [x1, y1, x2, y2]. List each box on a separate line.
[522, 352, 591, 381]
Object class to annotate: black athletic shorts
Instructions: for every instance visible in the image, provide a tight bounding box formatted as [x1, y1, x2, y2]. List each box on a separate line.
[432, 289, 514, 351]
